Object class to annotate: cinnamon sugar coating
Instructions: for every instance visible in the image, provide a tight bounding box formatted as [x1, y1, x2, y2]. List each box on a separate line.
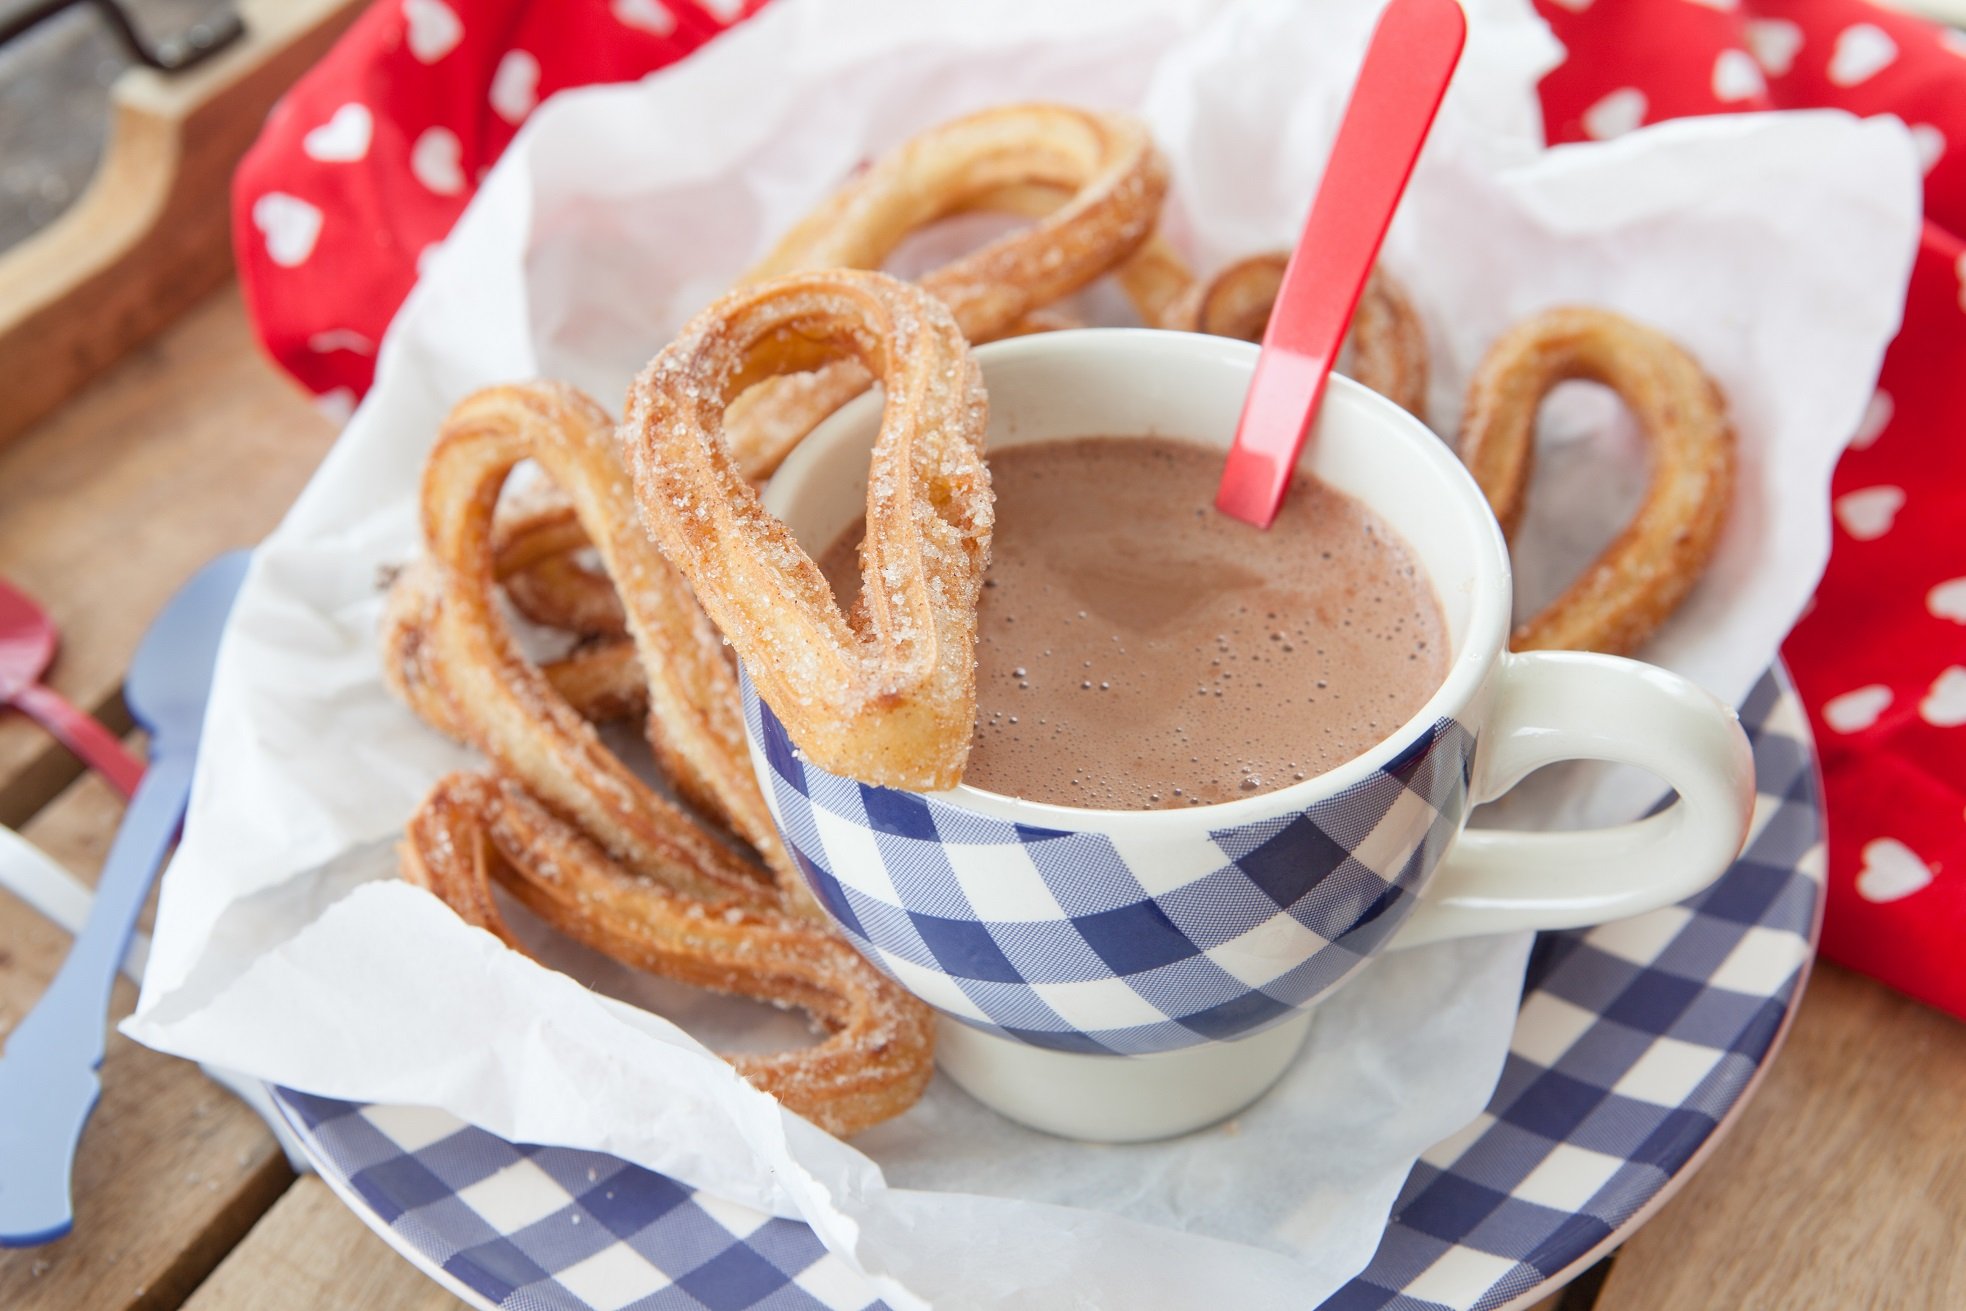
[725, 103, 1170, 476]
[1457, 306, 1735, 655]
[381, 380, 937, 1137]
[626, 270, 993, 792]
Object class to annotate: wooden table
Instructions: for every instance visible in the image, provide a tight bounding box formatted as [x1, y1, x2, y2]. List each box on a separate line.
[0, 284, 1962, 1311]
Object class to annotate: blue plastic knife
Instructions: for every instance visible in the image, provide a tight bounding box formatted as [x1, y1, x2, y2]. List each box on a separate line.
[0, 550, 251, 1245]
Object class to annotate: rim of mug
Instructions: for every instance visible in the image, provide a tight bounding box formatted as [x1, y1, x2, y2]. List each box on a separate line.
[760, 327, 1514, 829]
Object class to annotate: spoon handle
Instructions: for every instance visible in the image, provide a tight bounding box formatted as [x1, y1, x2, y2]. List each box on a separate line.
[10, 681, 147, 799]
[1215, 0, 1465, 526]
[0, 749, 192, 1246]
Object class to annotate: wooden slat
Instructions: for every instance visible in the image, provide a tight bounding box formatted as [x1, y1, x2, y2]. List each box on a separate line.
[1594, 963, 1966, 1310]
[0, 283, 334, 825]
[182, 1176, 464, 1311]
[0, 765, 293, 1311]
[0, 0, 365, 450]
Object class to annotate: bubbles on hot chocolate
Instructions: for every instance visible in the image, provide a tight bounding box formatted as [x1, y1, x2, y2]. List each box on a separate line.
[821, 437, 1446, 810]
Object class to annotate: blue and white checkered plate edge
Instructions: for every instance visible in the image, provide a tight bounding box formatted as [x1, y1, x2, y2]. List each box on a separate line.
[274, 665, 1823, 1311]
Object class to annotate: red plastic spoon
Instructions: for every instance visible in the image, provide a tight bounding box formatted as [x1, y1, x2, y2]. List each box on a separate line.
[0, 579, 146, 798]
[1215, 0, 1467, 528]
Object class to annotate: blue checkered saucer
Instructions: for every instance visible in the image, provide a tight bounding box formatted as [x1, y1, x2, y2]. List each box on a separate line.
[275, 665, 1821, 1311]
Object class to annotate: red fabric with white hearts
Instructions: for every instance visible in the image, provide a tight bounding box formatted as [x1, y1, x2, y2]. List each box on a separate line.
[1530, 0, 1966, 1022]
[232, 0, 765, 420]
[233, 0, 1966, 1018]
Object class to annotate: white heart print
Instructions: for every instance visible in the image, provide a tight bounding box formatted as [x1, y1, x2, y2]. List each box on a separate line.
[302, 104, 372, 163]
[251, 193, 323, 268]
[1747, 19, 1803, 76]
[1920, 666, 1966, 727]
[1857, 838, 1933, 903]
[1849, 390, 1893, 450]
[314, 387, 358, 428]
[1824, 684, 1893, 734]
[1927, 577, 1966, 624]
[613, 0, 677, 35]
[1833, 486, 1905, 541]
[308, 329, 375, 355]
[403, 0, 462, 63]
[490, 50, 540, 125]
[1711, 49, 1765, 103]
[411, 127, 465, 195]
[1828, 23, 1897, 87]
[1582, 88, 1647, 141]
[1543, 0, 1592, 11]
[694, 0, 746, 21]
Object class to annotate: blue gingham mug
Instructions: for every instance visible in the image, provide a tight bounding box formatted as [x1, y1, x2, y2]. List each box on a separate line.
[742, 329, 1755, 1141]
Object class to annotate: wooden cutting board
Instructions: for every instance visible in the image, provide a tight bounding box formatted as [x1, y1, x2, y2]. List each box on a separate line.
[0, 0, 363, 452]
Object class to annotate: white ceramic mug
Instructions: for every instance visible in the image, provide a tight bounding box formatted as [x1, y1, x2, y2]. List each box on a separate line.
[742, 329, 1755, 1141]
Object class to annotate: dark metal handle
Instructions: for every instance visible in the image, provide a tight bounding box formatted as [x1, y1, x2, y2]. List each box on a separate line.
[0, 0, 245, 73]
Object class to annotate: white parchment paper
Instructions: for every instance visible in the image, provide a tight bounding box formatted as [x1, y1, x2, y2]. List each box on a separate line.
[127, 1, 1920, 1307]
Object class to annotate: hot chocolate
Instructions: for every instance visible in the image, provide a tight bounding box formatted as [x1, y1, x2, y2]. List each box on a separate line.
[819, 436, 1448, 809]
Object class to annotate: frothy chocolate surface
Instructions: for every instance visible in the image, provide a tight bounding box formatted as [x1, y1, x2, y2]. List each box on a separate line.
[819, 437, 1447, 809]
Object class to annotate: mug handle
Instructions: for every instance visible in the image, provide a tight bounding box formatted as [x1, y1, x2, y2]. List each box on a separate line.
[1391, 651, 1756, 950]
